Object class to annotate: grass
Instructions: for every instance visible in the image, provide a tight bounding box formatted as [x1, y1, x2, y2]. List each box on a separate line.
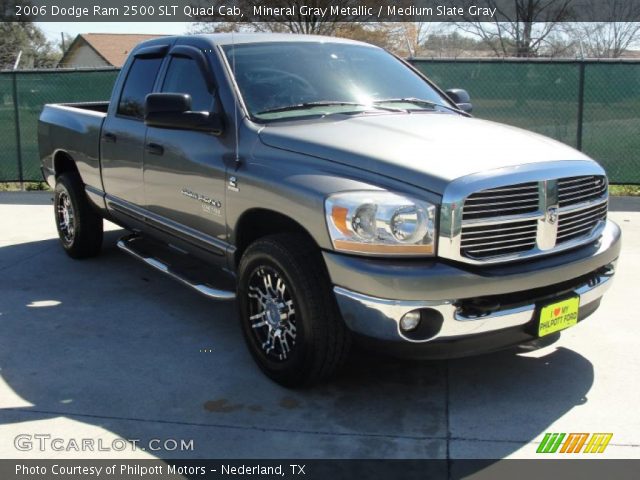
[610, 184, 640, 196]
[0, 182, 50, 191]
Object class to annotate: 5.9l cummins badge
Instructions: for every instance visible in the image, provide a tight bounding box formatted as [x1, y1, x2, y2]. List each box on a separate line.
[181, 188, 222, 216]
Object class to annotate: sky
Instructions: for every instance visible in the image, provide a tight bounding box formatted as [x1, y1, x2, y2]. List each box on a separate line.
[37, 22, 193, 42]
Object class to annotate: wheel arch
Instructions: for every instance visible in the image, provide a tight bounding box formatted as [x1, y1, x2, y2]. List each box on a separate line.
[53, 150, 80, 179]
[232, 208, 321, 267]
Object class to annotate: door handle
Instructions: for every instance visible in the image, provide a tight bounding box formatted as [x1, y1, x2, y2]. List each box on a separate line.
[103, 132, 116, 143]
[145, 143, 164, 156]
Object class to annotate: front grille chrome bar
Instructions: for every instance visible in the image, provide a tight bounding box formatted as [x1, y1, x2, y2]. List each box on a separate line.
[439, 161, 609, 265]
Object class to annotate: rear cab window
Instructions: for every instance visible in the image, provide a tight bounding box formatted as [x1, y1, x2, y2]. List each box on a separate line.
[161, 56, 215, 112]
[117, 57, 163, 119]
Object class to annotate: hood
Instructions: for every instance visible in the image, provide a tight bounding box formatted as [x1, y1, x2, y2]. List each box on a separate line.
[258, 113, 592, 193]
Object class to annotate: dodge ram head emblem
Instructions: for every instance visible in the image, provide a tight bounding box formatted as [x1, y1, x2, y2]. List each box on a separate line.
[546, 206, 558, 225]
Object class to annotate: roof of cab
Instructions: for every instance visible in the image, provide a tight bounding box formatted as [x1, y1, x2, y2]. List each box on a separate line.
[195, 33, 372, 46]
[135, 33, 374, 50]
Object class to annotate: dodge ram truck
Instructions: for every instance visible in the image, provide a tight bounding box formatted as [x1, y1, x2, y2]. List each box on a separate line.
[39, 34, 621, 386]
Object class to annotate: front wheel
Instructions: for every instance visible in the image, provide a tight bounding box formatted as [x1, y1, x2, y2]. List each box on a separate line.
[237, 234, 351, 387]
[54, 173, 103, 259]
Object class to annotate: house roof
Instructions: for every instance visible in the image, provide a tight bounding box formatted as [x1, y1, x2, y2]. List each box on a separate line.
[60, 33, 165, 67]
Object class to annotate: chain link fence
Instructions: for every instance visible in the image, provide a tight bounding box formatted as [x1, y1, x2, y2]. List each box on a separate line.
[412, 58, 640, 184]
[0, 61, 639, 184]
[0, 68, 119, 183]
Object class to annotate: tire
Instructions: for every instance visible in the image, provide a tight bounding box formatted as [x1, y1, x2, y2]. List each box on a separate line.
[54, 173, 103, 259]
[237, 233, 351, 387]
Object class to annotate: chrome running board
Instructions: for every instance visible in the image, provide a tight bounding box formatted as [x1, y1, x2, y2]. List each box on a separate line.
[117, 234, 236, 301]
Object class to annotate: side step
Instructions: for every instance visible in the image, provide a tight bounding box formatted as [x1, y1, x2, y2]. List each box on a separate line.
[117, 234, 236, 301]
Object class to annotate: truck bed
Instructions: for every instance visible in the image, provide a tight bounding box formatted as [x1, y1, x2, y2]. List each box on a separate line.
[53, 101, 110, 114]
[39, 102, 108, 191]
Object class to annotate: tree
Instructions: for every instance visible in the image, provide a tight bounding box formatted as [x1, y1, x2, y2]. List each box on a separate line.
[248, 0, 340, 35]
[333, 23, 398, 51]
[189, 21, 243, 34]
[419, 30, 488, 57]
[387, 23, 445, 57]
[562, 0, 640, 58]
[455, 0, 575, 57]
[190, 21, 400, 53]
[58, 32, 74, 55]
[0, 23, 60, 69]
[190, 0, 365, 36]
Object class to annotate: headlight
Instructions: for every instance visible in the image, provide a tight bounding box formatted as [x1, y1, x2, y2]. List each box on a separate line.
[325, 191, 437, 256]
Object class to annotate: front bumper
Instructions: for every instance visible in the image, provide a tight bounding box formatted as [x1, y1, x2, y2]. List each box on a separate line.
[326, 220, 621, 357]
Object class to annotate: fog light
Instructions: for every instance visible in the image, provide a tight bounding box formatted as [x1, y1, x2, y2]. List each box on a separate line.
[400, 311, 421, 332]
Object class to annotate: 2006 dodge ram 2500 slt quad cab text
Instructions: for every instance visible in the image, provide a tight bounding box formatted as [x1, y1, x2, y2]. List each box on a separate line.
[39, 34, 620, 386]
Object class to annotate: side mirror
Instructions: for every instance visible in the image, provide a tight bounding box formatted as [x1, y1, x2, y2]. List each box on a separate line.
[144, 93, 223, 135]
[445, 89, 473, 113]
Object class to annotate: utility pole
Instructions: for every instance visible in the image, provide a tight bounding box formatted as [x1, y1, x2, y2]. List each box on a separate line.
[12, 51, 24, 191]
[13, 50, 22, 70]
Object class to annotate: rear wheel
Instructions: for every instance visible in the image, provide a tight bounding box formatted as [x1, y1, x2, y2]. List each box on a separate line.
[54, 173, 103, 258]
[237, 234, 351, 387]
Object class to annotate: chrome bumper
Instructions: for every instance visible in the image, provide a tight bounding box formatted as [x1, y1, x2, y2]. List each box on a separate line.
[334, 266, 615, 344]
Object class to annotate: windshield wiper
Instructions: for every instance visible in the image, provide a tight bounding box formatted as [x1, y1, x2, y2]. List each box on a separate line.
[257, 101, 403, 115]
[374, 97, 464, 114]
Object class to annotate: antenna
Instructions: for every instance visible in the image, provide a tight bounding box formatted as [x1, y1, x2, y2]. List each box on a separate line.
[232, 32, 240, 167]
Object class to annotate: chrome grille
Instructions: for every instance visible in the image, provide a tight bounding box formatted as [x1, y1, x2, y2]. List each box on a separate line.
[462, 182, 538, 221]
[461, 219, 538, 258]
[557, 201, 608, 244]
[454, 172, 608, 263]
[558, 175, 607, 207]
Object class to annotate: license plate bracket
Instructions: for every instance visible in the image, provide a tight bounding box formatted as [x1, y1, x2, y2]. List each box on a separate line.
[538, 296, 580, 337]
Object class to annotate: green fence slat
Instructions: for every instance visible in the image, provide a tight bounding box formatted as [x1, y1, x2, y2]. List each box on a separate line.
[0, 68, 119, 183]
[580, 63, 640, 184]
[0, 73, 19, 181]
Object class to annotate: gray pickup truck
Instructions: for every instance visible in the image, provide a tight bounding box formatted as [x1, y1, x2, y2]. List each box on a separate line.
[39, 34, 620, 386]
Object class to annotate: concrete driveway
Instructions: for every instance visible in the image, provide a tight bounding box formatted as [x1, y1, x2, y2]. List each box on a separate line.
[0, 192, 638, 460]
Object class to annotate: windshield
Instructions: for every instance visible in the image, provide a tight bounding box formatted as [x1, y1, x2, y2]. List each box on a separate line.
[222, 42, 452, 121]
